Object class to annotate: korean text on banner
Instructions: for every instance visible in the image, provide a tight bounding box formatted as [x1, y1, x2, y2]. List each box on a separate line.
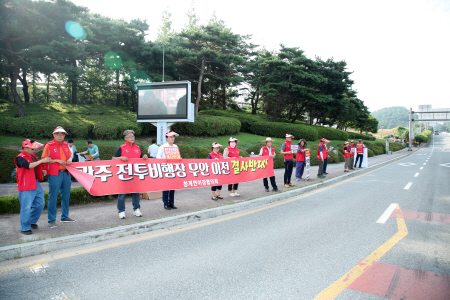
[68, 157, 274, 196]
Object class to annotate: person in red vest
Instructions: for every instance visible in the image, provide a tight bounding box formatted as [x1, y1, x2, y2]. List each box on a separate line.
[259, 137, 278, 192]
[280, 133, 295, 187]
[343, 141, 351, 172]
[317, 138, 326, 179]
[113, 129, 148, 218]
[157, 130, 181, 210]
[295, 139, 310, 180]
[207, 142, 224, 200]
[223, 137, 242, 196]
[348, 140, 355, 170]
[322, 139, 331, 174]
[42, 126, 75, 228]
[15, 140, 51, 235]
[354, 139, 365, 168]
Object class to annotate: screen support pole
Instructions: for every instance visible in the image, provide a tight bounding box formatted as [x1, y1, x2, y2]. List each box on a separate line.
[154, 122, 174, 145]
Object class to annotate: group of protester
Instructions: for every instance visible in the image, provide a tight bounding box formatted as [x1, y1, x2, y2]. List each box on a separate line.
[14, 126, 366, 235]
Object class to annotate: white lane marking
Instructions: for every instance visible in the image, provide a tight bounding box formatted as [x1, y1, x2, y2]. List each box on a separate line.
[377, 203, 398, 224]
[414, 173, 419, 177]
[420, 167, 423, 170]
[423, 163, 426, 165]
[404, 182, 413, 190]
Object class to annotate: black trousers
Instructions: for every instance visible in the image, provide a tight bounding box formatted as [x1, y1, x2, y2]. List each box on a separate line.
[211, 185, 222, 191]
[354, 154, 363, 168]
[284, 160, 294, 184]
[228, 183, 238, 191]
[263, 176, 277, 189]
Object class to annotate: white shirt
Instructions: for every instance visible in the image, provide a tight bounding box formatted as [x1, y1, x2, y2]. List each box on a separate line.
[69, 145, 77, 159]
[156, 143, 179, 159]
[148, 144, 159, 158]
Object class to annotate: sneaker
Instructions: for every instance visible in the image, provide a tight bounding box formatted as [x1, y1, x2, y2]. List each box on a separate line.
[284, 184, 290, 188]
[230, 193, 236, 197]
[296, 178, 300, 181]
[265, 188, 270, 192]
[234, 193, 240, 196]
[31, 224, 38, 229]
[323, 172, 329, 175]
[48, 222, 57, 228]
[21, 230, 32, 235]
[61, 217, 76, 222]
[133, 209, 142, 217]
[272, 188, 278, 192]
[119, 212, 126, 219]
[288, 183, 294, 187]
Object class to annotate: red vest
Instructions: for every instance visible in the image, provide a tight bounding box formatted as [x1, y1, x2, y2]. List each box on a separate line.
[262, 146, 275, 167]
[45, 140, 72, 176]
[283, 141, 293, 160]
[349, 144, 355, 156]
[343, 146, 351, 158]
[262, 146, 275, 156]
[120, 142, 141, 158]
[226, 146, 240, 158]
[208, 151, 223, 159]
[296, 147, 306, 162]
[317, 143, 325, 160]
[356, 142, 364, 154]
[15, 151, 43, 191]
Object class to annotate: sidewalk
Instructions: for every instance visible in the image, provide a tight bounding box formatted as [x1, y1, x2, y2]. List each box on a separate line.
[0, 148, 418, 261]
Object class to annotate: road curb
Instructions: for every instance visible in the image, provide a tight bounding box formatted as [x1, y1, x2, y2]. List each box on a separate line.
[0, 151, 413, 262]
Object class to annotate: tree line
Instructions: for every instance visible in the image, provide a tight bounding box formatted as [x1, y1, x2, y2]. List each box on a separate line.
[0, 0, 377, 133]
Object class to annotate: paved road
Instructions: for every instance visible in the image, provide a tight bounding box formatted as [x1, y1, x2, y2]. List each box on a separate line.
[0, 135, 449, 299]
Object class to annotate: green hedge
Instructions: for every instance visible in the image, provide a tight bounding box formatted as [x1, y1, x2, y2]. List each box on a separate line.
[0, 148, 21, 183]
[0, 103, 142, 139]
[314, 126, 348, 141]
[0, 187, 113, 214]
[200, 109, 263, 132]
[389, 142, 405, 151]
[172, 115, 241, 137]
[249, 122, 318, 141]
[347, 132, 376, 141]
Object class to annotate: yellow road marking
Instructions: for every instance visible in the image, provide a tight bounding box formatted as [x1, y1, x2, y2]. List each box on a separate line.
[314, 205, 408, 300]
[0, 156, 408, 274]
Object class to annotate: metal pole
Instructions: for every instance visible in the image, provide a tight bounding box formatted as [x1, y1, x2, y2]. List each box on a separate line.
[162, 45, 165, 83]
[409, 108, 412, 151]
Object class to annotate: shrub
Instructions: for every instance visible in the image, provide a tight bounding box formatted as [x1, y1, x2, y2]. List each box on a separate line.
[314, 126, 348, 141]
[249, 121, 318, 141]
[172, 115, 240, 137]
[0, 103, 142, 139]
[178, 144, 198, 159]
[194, 146, 212, 159]
[327, 151, 340, 163]
[0, 148, 20, 183]
[367, 149, 375, 157]
[389, 142, 405, 151]
[200, 109, 262, 132]
[0, 187, 113, 214]
[347, 132, 376, 141]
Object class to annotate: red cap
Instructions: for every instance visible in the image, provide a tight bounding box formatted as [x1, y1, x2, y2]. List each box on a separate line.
[22, 139, 43, 149]
[320, 138, 326, 142]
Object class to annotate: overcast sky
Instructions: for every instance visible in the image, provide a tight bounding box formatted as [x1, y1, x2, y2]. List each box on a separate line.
[72, 0, 450, 113]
